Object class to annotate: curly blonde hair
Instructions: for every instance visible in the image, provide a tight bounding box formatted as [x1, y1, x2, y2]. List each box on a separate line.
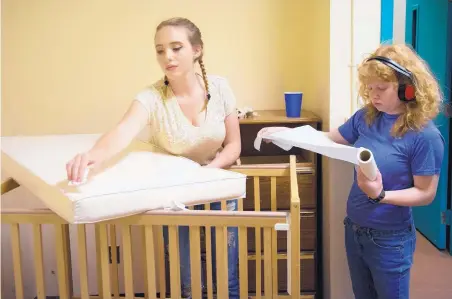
[357, 43, 443, 137]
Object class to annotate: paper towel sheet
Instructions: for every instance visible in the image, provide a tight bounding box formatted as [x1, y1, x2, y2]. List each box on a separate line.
[254, 125, 360, 165]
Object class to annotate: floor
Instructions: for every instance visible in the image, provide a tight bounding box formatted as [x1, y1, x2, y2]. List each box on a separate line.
[411, 231, 452, 299]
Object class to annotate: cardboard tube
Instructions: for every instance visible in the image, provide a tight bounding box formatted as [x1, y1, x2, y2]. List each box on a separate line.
[357, 148, 377, 181]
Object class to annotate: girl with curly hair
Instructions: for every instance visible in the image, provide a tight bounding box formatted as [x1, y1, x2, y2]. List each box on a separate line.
[259, 43, 446, 298]
[332, 43, 445, 299]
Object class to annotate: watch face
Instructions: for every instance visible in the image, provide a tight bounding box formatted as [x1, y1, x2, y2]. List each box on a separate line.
[379, 190, 385, 200]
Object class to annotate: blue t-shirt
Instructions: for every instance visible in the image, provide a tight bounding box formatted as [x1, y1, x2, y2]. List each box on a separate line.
[338, 108, 445, 230]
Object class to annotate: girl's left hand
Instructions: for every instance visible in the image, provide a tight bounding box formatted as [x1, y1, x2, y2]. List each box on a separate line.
[356, 167, 383, 199]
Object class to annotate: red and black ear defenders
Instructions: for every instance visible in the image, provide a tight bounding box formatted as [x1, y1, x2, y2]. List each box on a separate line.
[366, 56, 416, 102]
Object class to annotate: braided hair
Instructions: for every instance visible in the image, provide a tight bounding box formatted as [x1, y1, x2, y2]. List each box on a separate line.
[157, 17, 211, 100]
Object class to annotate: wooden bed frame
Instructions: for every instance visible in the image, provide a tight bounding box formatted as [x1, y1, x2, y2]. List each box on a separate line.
[1, 156, 304, 299]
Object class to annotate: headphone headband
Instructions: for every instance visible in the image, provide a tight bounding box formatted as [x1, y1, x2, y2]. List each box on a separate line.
[366, 56, 414, 81]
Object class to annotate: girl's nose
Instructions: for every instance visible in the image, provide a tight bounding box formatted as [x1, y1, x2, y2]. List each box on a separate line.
[165, 50, 174, 61]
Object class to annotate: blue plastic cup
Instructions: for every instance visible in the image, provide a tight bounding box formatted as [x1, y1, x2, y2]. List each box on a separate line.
[284, 92, 303, 118]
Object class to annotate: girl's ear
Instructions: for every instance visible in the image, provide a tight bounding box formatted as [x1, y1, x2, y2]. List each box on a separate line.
[193, 45, 202, 60]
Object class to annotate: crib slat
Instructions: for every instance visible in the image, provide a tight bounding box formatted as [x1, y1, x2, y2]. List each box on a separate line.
[189, 226, 202, 299]
[204, 204, 213, 299]
[239, 227, 249, 299]
[238, 199, 249, 299]
[33, 224, 46, 299]
[154, 226, 166, 298]
[254, 177, 262, 299]
[271, 230, 278, 298]
[270, 177, 279, 297]
[263, 227, 273, 297]
[63, 225, 73, 296]
[220, 200, 230, 296]
[122, 225, 134, 299]
[140, 227, 148, 299]
[10, 223, 24, 299]
[254, 177, 261, 211]
[169, 225, 181, 299]
[110, 225, 120, 299]
[144, 226, 157, 299]
[288, 210, 301, 296]
[270, 177, 277, 210]
[55, 225, 70, 299]
[95, 226, 104, 298]
[215, 226, 228, 298]
[237, 198, 243, 211]
[98, 224, 112, 299]
[77, 225, 89, 299]
[255, 231, 262, 299]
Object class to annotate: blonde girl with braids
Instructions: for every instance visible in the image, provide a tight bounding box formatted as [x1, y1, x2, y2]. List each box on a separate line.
[259, 43, 446, 299]
[66, 17, 242, 298]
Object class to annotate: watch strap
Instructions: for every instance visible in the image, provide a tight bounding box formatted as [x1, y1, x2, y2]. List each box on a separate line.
[369, 189, 385, 203]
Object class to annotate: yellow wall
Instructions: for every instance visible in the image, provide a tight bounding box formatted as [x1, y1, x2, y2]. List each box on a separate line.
[283, 1, 330, 124]
[1, 0, 330, 137]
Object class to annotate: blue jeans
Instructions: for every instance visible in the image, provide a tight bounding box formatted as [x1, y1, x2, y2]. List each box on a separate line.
[344, 217, 416, 299]
[163, 199, 239, 298]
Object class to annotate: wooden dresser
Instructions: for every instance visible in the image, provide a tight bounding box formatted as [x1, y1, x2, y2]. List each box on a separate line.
[238, 110, 322, 299]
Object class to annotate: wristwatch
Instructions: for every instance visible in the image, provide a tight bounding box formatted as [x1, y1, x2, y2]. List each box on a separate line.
[369, 189, 385, 204]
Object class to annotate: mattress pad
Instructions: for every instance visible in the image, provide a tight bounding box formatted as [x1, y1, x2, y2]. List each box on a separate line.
[1, 134, 246, 223]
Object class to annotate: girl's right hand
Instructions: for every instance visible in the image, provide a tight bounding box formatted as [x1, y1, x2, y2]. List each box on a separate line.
[66, 152, 96, 183]
[63, 100, 150, 184]
[257, 126, 290, 143]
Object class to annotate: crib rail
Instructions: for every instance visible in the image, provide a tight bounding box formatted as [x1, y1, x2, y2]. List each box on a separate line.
[1, 156, 303, 299]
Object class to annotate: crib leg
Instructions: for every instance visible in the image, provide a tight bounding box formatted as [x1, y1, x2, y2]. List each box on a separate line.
[11, 223, 24, 299]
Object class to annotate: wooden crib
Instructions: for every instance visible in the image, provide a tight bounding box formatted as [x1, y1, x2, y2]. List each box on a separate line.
[1, 156, 304, 299]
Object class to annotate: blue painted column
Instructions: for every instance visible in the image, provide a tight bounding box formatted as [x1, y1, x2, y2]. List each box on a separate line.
[381, 0, 394, 43]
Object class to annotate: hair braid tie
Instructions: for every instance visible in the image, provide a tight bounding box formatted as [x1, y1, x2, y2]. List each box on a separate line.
[199, 59, 211, 100]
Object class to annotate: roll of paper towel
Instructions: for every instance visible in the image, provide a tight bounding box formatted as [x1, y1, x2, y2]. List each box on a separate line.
[357, 148, 378, 181]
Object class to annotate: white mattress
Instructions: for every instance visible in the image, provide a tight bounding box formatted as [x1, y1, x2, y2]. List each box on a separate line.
[1, 134, 247, 223]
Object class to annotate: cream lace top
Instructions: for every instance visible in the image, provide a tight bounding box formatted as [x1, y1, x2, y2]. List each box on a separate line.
[134, 75, 237, 165]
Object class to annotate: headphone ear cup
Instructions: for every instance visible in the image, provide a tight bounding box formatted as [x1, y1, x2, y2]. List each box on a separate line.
[404, 84, 416, 101]
[398, 83, 416, 102]
[398, 84, 407, 102]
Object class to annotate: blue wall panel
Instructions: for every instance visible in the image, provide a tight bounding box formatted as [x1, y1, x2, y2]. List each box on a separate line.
[381, 0, 394, 43]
